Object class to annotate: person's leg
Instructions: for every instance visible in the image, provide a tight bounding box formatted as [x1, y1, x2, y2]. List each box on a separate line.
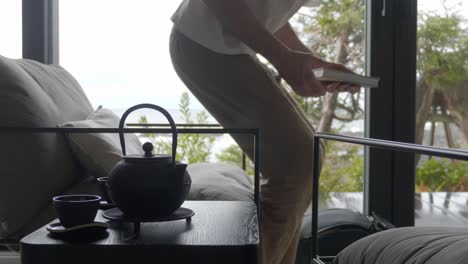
[170, 28, 324, 264]
[280, 223, 303, 263]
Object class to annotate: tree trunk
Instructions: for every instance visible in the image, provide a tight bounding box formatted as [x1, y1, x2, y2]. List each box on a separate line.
[429, 106, 436, 147]
[461, 117, 468, 144]
[415, 81, 434, 164]
[415, 80, 433, 145]
[317, 31, 349, 133]
[440, 100, 454, 148]
[444, 192, 451, 209]
[443, 80, 468, 143]
[318, 92, 338, 132]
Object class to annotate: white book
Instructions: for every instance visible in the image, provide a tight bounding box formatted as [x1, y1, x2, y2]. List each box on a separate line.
[313, 68, 380, 88]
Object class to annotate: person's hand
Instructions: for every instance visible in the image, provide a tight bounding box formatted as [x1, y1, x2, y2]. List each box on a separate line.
[320, 62, 361, 94]
[272, 49, 326, 97]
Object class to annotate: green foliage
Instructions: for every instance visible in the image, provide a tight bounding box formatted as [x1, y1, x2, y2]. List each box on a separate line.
[137, 115, 155, 140]
[315, 0, 365, 44]
[292, 0, 468, 200]
[319, 141, 364, 200]
[418, 12, 468, 89]
[291, 0, 366, 127]
[288, 0, 366, 199]
[179, 92, 192, 123]
[139, 92, 215, 164]
[416, 158, 467, 192]
[216, 145, 254, 175]
[294, 0, 365, 70]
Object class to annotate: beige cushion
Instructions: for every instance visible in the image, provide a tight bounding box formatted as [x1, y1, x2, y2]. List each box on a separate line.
[0, 55, 94, 239]
[62, 107, 143, 178]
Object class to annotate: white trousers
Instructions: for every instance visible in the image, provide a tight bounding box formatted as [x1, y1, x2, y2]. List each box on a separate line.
[170, 28, 325, 264]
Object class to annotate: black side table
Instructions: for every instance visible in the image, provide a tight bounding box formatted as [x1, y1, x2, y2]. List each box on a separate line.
[21, 201, 258, 264]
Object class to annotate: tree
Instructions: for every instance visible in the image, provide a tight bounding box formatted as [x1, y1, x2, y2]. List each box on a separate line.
[416, 158, 466, 204]
[217, 0, 468, 202]
[318, 139, 364, 204]
[217, 0, 367, 198]
[216, 145, 254, 176]
[414, 4, 468, 199]
[294, 0, 367, 201]
[139, 92, 216, 163]
[416, 9, 468, 146]
[291, 0, 366, 131]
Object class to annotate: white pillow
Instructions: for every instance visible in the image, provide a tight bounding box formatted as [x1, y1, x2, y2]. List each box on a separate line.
[62, 107, 143, 178]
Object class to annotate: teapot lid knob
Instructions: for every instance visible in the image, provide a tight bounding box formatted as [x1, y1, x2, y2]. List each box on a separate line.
[142, 142, 154, 157]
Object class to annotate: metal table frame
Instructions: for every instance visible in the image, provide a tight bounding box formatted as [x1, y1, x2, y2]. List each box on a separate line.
[311, 133, 468, 263]
[0, 125, 261, 247]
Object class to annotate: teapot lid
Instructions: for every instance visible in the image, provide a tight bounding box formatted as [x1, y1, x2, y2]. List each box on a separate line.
[123, 142, 172, 163]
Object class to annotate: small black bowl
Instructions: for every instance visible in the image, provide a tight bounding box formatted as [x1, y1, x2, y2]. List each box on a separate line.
[53, 195, 101, 228]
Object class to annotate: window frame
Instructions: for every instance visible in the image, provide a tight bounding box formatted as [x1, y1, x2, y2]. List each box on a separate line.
[22, 0, 58, 64]
[22, 0, 418, 227]
[365, 0, 417, 227]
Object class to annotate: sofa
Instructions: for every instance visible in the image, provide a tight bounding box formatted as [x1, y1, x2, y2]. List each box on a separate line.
[0, 55, 254, 244]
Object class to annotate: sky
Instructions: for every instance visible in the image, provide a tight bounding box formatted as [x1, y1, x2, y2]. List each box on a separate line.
[0, 0, 193, 110]
[0, 0, 467, 111]
[59, 0, 192, 110]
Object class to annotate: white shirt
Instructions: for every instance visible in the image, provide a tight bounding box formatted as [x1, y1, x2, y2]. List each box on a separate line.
[171, 0, 322, 55]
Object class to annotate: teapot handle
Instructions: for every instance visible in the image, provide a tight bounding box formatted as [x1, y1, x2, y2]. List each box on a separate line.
[118, 104, 177, 165]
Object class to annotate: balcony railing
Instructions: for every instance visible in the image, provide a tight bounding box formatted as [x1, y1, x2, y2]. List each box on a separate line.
[311, 133, 468, 263]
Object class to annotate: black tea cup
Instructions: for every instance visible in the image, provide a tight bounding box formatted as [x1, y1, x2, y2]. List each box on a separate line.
[52, 194, 101, 228]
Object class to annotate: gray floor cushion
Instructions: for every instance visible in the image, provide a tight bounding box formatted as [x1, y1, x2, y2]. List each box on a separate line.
[335, 226, 468, 264]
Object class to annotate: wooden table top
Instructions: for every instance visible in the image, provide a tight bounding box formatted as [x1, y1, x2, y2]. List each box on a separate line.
[21, 201, 259, 264]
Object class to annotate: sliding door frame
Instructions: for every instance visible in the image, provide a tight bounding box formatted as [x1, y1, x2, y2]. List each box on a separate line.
[22, 0, 59, 64]
[365, 0, 417, 227]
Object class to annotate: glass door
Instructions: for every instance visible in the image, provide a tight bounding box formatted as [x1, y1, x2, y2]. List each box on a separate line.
[415, 0, 468, 226]
[291, 0, 367, 212]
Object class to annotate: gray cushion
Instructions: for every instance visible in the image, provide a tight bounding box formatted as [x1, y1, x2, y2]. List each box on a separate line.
[0, 55, 93, 238]
[186, 163, 254, 201]
[62, 107, 143, 179]
[335, 227, 468, 264]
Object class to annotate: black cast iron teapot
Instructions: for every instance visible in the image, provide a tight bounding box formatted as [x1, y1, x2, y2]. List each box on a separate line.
[107, 104, 191, 218]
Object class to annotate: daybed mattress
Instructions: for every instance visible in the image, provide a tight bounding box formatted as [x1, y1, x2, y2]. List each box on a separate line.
[335, 226, 468, 264]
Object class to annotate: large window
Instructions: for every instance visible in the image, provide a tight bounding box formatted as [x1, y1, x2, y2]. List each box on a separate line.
[59, 0, 197, 111]
[46, 0, 421, 225]
[415, 0, 468, 226]
[59, 1, 369, 187]
[59, 0, 244, 167]
[291, 0, 367, 213]
[59, 0, 236, 165]
[0, 0, 22, 59]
